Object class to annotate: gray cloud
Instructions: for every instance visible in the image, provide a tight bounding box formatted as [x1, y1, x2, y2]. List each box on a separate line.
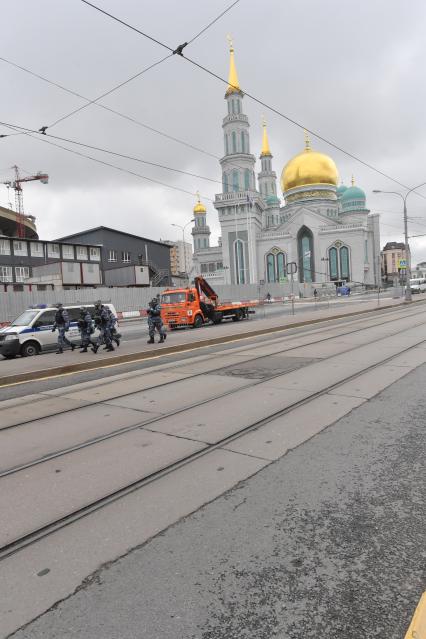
[1, 0, 426, 259]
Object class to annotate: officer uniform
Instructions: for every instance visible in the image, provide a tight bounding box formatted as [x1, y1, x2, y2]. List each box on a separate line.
[78, 307, 96, 353]
[147, 298, 167, 344]
[93, 302, 114, 353]
[52, 304, 75, 354]
[106, 307, 121, 348]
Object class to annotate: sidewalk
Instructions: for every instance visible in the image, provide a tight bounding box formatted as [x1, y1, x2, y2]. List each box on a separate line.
[0, 296, 420, 387]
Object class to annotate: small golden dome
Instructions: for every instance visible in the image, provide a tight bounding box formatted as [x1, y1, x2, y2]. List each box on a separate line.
[281, 132, 338, 192]
[193, 193, 206, 214]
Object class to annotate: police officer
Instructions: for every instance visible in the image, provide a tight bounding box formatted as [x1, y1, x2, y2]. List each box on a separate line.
[52, 303, 75, 354]
[147, 297, 166, 344]
[92, 301, 114, 353]
[106, 307, 121, 348]
[78, 306, 96, 353]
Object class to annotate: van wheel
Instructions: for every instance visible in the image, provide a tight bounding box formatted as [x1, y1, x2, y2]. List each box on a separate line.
[21, 341, 40, 357]
[192, 315, 203, 329]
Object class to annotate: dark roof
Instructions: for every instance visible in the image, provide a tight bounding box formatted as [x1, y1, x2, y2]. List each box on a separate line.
[382, 242, 405, 251]
[55, 226, 170, 248]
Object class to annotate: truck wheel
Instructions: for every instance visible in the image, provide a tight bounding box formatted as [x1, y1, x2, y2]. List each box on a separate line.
[212, 312, 223, 324]
[21, 341, 40, 357]
[193, 314, 203, 329]
[232, 309, 243, 321]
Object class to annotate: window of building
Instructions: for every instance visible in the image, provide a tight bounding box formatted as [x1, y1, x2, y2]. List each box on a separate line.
[62, 244, 74, 259]
[13, 240, 27, 256]
[329, 247, 338, 280]
[232, 169, 239, 192]
[201, 263, 208, 273]
[340, 246, 350, 280]
[297, 226, 314, 283]
[13, 284, 24, 292]
[89, 247, 100, 261]
[76, 245, 88, 260]
[15, 266, 30, 282]
[30, 242, 44, 257]
[227, 100, 232, 115]
[266, 253, 275, 283]
[0, 239, 10, 255]
[234, 239, 245, 284]
[203, 238, 208, 248]
[232, 131, 237, 153]
[108, 249, 118, 262]
[235, 99, 241, 114]
[266, 251, 286, 282]
[244, 168, 250, 190]
[0, 266, 12, 282]
[328, 244, 350, 281]
[223, 172, 229, 193]
[217, 262, 223, 270]
[122, 251, 131, 263]
[364, 240, 368, 264]
[241, 131, 246, 154]
[224, 134, 229, 155]
[47, 243, 60, 258]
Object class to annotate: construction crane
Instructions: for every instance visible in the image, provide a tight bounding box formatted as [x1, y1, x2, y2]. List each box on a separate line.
[3, 165, 48, 238]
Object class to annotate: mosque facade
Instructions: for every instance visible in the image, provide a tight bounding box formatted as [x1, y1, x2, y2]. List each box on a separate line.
[191, 44, 380, 289]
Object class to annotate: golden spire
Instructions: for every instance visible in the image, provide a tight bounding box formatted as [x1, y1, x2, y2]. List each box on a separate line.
[225, 35, 241, 96]
[304, 129, 311, 151]
[260, 116, 272, 157]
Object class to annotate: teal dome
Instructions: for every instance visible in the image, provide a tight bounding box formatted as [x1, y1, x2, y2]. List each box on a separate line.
[341, 185, 365, 202]
[336, 184, 348, 197]
[266, 194, 280, 206]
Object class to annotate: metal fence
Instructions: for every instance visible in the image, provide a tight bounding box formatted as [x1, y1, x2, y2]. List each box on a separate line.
[0, 282, 312, 323]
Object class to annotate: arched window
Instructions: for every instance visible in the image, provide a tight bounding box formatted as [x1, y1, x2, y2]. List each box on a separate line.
[235, 239, 245, 284]
[329, 247, 338, 280]
[277, 253, 286, 282]
[266, 254, 275, 282]
[224, 134, 229, 155]
[227, 100, 231, 115]
[236, 99, 241, 114]
[232, 131, 237, 154]
[223, 172, 228, 193]
[232, 169, 239, 192]
[340, 246, 350, 280]
[203, 238, 208, 248]
[297, 226, 314, 283]
[244, 169, 250, 190]
[241, 131, 246, 153]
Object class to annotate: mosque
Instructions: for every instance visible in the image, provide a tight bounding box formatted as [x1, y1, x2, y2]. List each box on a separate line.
[190, 43, 380, 289]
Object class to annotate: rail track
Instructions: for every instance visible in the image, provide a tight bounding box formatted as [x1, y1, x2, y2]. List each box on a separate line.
[1, 305, 425, 561]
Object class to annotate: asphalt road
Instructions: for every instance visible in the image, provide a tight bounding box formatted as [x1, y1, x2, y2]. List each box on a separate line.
[10, 358, 426, 638]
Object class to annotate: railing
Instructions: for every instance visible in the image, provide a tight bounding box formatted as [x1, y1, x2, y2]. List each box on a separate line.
[222, 114, 248, 124]
[138, 258, 170, 286]
[215, 190, 259, 203]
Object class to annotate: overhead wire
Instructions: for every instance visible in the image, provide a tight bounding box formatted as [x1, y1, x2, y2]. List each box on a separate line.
[78, 0, 426, 201]
[2, 123, 214, 202]
[187, 0, 241, 45]
[0, 119, 221, 185]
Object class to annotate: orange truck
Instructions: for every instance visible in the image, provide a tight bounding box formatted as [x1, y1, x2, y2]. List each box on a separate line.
[161, 276, 254, 329]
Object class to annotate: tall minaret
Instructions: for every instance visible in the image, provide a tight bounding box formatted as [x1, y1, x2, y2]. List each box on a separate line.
[214, 37, 264, 284]
[258, 118, 277, 198]
[191, 193, 210, 253]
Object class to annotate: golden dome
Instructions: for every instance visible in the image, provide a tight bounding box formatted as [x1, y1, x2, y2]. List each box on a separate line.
[193, 193, 206, 214]
[281, 132, 339, 193]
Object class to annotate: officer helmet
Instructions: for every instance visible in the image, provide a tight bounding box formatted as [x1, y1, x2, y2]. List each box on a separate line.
[56, 303, 63, 308]
[80, 306, 86, 313]
[150, 297, 158, 305]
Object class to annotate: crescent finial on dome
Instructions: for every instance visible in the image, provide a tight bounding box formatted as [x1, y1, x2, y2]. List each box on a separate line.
[304, 130, 311, 151]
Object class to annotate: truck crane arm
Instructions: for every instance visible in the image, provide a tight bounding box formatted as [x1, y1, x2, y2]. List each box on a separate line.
[194, 276, 218, 304]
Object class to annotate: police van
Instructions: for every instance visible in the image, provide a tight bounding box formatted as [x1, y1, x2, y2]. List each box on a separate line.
[0, 303, 117, 359]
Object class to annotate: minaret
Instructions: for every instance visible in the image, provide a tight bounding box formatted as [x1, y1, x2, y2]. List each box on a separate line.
[258, 118, 277, 198]
[214, 38, 264, 284]
[191, 193, 210, 253]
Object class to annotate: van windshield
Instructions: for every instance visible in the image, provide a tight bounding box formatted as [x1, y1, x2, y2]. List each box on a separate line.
[161, 292, 187, 304]
[11, 310, 40, 326]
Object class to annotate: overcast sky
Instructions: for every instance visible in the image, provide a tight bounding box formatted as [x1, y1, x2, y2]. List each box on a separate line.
[1, 0, 426, 262]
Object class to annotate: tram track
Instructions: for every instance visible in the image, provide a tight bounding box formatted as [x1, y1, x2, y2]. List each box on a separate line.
[1, 308, 426, 561]
[1, 306, 425, 478]
[1, 303, 424, 436]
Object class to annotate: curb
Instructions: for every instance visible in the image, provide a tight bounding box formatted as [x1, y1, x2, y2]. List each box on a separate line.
[0, 299, 421, 387]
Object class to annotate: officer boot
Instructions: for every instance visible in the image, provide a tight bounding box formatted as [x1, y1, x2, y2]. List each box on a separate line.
[159, 336, 165, 343]
[147, 337, 155, 344]
[56, 348, 63, 354]
[91, 344, 99, 354]
[106, 344, 115, 352]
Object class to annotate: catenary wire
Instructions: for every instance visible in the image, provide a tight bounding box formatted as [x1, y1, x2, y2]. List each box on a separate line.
[79, 0, 426, 201]
[3, 123, 214, 201]
[0, 120, 222, 185]
[187, 0, 241, 44]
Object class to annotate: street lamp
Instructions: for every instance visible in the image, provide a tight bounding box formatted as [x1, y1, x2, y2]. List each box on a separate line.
[171, 219, 194, 278]
[373, 181, 426, 302]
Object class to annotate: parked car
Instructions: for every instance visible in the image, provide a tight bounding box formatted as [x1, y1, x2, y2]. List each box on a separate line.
[409, 278, 426, 294]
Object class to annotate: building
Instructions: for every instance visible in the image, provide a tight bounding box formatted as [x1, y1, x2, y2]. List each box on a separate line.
[56, 226, 171, 286]
[0, 205, 38, 239]
[164, 240, 192, 275]
[411, 261, 426, 279]
[381, 241, 406, 283]
[0, 236, 102, 290]
[191, 43, 381, 289]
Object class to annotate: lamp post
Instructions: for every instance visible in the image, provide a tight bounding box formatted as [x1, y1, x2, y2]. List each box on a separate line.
[171, 219, 194, 280]
[373, 181, 426, 302]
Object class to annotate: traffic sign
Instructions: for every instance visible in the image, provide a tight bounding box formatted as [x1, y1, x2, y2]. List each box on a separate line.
[286, 262, 297, 275]
[398, 259, 407, 269]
